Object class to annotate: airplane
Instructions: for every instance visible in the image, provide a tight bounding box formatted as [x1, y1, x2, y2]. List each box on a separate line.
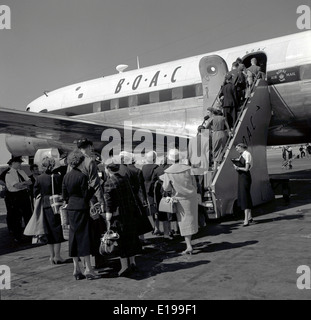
[0, 29, 310, 158]
[0, 30, 310, 217]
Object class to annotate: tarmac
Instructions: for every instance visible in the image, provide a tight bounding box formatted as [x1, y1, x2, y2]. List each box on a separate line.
[0, 148, 311, 301]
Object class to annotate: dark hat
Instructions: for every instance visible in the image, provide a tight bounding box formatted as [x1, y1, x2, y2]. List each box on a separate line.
[75, 138, 93, 149]
[7, 156, 24, 165]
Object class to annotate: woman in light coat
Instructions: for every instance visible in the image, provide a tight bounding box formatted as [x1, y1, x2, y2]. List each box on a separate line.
[162, 149, 198, 254]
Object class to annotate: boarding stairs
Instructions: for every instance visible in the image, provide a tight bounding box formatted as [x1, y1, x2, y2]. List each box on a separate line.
[200, 76, 275, 219]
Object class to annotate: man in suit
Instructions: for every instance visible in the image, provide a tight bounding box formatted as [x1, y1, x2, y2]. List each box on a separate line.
[219, 73, 238, 129]
[5, 156, 33, 243]
[247, 57, 261, 77]
[229, 61, 246, 107]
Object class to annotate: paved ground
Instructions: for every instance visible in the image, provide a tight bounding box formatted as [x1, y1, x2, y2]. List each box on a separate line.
[0, 148, 310, 300]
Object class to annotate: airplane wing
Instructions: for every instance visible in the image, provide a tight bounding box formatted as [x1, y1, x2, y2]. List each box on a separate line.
[0, 107, 189, 155]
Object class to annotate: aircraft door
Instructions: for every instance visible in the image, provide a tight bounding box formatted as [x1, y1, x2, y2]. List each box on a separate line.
[199, 55, 228, 111]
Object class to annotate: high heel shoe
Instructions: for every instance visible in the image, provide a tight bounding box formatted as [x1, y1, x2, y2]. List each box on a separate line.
[249, 218, 254, 223]
[181, 249, 193, 255]
[118, 267, 132, 277]
[73, 272, 86, 280]
[84, 271, 101, 280]
[53, 259, 66, 265]
[243, 222, 249, 227]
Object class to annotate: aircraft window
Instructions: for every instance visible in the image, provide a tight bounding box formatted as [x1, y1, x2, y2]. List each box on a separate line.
[172, 87, 183, 100]
[76, 87, 81, 91]
[195, 84, 203, 96]
[159, 89, 171, 102]
[119, 97, 128, 108]
[129, 95, 138, 107]
[111, 99, 119, 110]
[206, 65, 218, 76]
[150, 91, 159, 103]
[183, 85, 196, 98]
[138, 93, 149, 105]
[78, 93, 83, 99]
[101, 100, 111, 111]
[300, 64, 311, 80]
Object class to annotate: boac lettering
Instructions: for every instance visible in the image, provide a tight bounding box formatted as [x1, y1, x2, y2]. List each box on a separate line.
[114, 66, 182, 94]
[132, 75, 143, 90]
[171, 66, 182, 83]
[149, 71, 160, 88]
[115, 78, 125, 94]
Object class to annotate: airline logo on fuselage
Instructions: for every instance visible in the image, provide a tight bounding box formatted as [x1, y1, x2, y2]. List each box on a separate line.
[268, 66, 300, 85]
[114, 66, 182, 94]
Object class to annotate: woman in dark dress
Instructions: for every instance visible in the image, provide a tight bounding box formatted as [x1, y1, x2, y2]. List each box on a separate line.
[34, 157, 65, 265]
[62, 149, 100, 280]
[233, 143, 254, 226]
[104, 161, 142, 277]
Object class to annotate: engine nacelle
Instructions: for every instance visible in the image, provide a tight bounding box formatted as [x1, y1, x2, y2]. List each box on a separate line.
[5, 134, 65, 156]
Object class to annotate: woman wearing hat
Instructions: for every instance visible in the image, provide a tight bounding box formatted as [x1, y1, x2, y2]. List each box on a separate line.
[104, 160, 142, 276]
[5, 156, 33, 242]
[162, 149, 198, 254]
[62, 150, 101, 280]
[233, 143, 254, 226]
[204, 108, 231, 169]
[34, 157, 66, 264]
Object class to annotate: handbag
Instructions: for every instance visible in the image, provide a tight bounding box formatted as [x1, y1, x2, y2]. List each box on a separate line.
[99, 230, 120, 255]
[158, 197, 177, 214]
[49, 174, 63, 215]
[32, 235, 48, 245]
[90, 202, 102, 220]
[60, 205, 69, 240]
[24, 195, 48, 236]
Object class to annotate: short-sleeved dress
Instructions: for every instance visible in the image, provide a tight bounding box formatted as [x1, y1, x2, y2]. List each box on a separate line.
[237, 156, 253, 210]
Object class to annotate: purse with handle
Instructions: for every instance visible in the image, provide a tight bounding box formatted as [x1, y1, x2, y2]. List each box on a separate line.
[158, 197, 177, 214]
[49, 174, 63, 215]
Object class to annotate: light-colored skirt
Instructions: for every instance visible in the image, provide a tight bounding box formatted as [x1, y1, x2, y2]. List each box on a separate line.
[175, 195, 198, 237]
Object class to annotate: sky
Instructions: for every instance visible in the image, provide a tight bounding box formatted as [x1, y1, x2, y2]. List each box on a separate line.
[0, 0, 309, 164]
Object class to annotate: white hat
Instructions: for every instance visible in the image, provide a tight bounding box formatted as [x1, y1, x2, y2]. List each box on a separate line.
[167, 148, 179, 162]
[119, 151, 134, 164]
[145, 151, 157, 164]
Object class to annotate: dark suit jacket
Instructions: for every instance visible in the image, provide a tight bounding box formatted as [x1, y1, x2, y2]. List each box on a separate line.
[62, 168, 90, 211]
[142, 163, 159, 200]
[219, 82, 238, 107]
[34, 172, 63, 208]
[119, 164, 147, 205]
